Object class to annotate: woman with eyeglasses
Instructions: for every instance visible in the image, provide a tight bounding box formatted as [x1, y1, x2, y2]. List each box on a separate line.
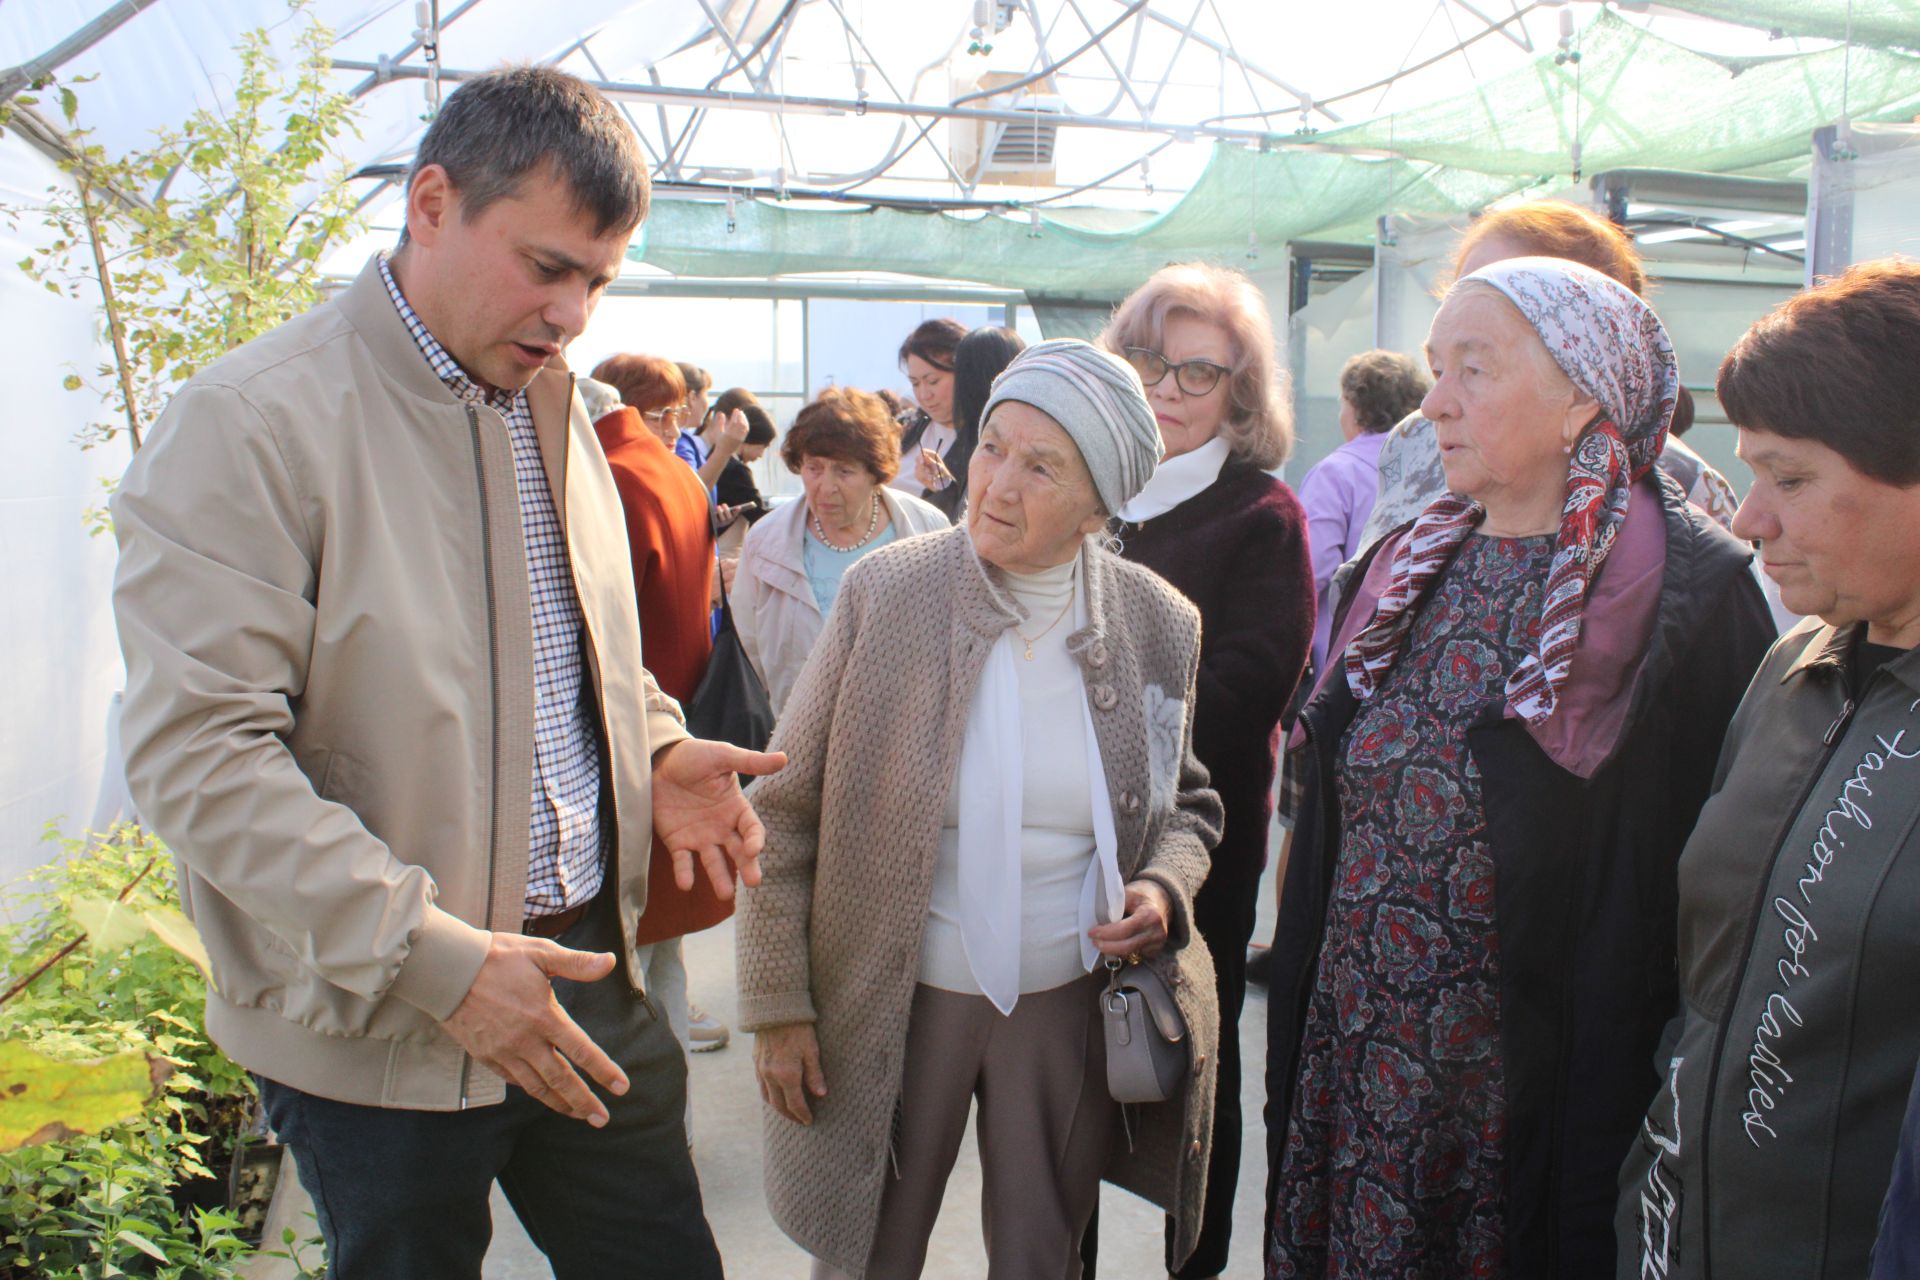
[1079, 261, 1315, 1280]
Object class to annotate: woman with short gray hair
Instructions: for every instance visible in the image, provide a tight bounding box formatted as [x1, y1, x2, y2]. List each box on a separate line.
[739, 339, 1224, 1279]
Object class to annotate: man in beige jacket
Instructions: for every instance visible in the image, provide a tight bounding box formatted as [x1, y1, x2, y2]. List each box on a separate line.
[111, 68, 782, 1279]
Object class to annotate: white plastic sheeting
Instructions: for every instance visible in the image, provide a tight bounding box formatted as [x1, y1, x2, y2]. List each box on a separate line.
[1285, 265, 1377, 480]
[1810, 122, 1920, 278]
[0, 136, 127, 890]
[0, 1, 714, 185]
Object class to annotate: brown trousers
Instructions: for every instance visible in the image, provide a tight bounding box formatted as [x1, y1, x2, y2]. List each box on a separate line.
[814, 972, 1116, 1280]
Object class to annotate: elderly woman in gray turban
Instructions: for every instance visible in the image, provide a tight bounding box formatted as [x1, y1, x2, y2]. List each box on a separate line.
[738, 339, 1226, 1280]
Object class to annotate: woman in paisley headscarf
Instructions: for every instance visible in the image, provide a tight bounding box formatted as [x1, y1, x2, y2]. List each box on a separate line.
[1262, 259, 1776, 1279]
[1356, 200, 1744, 556]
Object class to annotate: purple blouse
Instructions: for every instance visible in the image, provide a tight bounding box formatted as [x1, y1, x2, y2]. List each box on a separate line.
[1298, 431, 1389, 672]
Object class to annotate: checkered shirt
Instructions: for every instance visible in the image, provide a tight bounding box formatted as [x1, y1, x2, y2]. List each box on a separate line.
[380, 255, 604, 916]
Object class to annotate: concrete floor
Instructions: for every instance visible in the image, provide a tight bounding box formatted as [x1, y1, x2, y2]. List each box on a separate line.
[484, 837, 1282, 1280]
[250, 837, 1284, 1280]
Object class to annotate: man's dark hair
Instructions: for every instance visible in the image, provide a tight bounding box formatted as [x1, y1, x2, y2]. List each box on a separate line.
[1719, 258, 1920, 485]
[405, 66, 648, 241]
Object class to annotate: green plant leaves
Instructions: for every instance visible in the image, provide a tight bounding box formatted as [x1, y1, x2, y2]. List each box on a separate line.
[69, 896, 148, 951]
[0, 1040, 168, 1150]
[69, 895, 216, 984]
[141, 904, 214, 982]
[0, 826, 255, 1271]
[0, 0, 361, 472]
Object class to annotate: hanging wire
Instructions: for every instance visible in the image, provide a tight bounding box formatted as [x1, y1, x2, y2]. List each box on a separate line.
[1832, 0, 1860, 160]
[1573, 18, 1583, 179]
[1843, 0, 1855, 121]
[1373, 2, 1446, 117]
[1384, 111, 1398, 230]
[1247, 135, 1261, 260]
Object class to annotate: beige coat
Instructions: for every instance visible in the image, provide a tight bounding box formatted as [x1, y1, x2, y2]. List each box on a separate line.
[731, 485, 948, 715]
[736, 524, 1225, 1276]
[111, 256, 687, 1111]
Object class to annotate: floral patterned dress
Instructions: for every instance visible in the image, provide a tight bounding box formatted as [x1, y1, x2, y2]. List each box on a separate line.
[1270, 532, 1555, 1280]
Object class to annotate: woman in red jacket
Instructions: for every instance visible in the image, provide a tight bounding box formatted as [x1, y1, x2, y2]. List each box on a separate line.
[588, 353, 735, 1055]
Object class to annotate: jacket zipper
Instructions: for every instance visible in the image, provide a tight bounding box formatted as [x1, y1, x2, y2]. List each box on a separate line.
[555, 373, 652, 1017]
[460, 404, 502, 1109]
[1695, 679, 1860, 1271]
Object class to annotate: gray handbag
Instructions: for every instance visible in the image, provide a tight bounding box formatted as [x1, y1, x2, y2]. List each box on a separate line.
[1101, 956, 1190, 1104]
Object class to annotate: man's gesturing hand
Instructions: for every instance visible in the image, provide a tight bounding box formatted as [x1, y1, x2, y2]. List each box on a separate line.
[652, 738, 787, 899]
[440, 932, 627, 1125]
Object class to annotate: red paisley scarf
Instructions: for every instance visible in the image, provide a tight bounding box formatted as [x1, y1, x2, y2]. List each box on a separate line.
[1343, 258, 1678, 725]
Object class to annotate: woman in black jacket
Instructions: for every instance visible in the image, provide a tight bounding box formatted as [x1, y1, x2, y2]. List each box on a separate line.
[895, 324, 1025, 524]
[1264, 259, 1775, 1278]
[1082, 261, 1314, 1280]
[1618, 259, 1920, 1280]
[890, 317, 966, 517]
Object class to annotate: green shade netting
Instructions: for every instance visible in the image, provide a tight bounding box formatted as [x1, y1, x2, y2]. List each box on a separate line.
[1658, 0, 1920, 51]
[633, 149, 1523, 298]
[1320, 9, 1920, 178]
[631, 9, 1920, 296]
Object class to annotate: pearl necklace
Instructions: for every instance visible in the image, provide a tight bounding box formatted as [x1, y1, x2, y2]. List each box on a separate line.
[810, 494, 882, 551]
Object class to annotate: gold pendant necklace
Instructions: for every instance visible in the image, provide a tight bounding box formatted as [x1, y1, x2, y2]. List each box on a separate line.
[1013, 587, 1076, 661]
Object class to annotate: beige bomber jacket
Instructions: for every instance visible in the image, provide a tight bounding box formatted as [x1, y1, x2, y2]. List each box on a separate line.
[111, 256, 687, 1111]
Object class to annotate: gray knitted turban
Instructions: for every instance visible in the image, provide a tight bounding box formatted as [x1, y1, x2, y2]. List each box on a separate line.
[979, 338, 1164, 514]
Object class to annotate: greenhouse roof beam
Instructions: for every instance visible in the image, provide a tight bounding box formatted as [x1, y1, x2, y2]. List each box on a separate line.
[1144, 0, 1208, 118]
[658, 0, 803, 184]
[336, 59, 1301, 145]
[1126, 0, 1343, 123]
[0, 0, 167, 106]
[693, 0, 770, 93]
[1589, 168, 1810, 218]
[1450, 0, 1535, 52]
[1060, 0, 1154, 118]
[815, 0, 973, 192]
[342, 0, 486, 101]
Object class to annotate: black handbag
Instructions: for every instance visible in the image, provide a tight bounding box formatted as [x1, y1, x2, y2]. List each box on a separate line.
[684, 583, 774, 753]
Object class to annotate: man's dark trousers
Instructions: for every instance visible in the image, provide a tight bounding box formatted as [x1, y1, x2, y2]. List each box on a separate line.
[261, 896, 722, 1279]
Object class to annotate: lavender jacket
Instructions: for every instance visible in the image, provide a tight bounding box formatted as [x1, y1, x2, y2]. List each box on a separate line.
[1297, 431, 1388, 672]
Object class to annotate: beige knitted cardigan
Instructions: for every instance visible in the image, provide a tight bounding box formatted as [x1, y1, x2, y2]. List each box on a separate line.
[736, 523, 1225, 1277]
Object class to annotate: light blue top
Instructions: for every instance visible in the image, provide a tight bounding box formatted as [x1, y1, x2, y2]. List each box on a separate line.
[802, 522, 899, 616]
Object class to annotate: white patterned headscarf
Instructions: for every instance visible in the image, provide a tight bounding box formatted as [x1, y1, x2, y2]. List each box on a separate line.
[1344, 256, 1679, 725]
[980, 338, 1164, 514]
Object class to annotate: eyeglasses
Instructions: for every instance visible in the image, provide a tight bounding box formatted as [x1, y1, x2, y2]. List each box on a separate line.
[1124, 347, 1230, 397]
[643, 400, 688, 424]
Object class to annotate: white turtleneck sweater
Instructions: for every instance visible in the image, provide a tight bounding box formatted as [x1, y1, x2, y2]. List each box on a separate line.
[919, 556, 1100, 997]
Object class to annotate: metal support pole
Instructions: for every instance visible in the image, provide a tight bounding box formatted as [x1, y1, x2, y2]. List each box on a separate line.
[332, 60, 1306, 147]
[0, 0, 167, 105]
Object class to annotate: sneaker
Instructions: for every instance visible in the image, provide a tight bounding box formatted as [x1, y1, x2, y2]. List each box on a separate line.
[688, 1005, 730, 1052]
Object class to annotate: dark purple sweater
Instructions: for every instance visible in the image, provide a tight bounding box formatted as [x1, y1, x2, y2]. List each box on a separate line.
[1118, 460, 1315, 881]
